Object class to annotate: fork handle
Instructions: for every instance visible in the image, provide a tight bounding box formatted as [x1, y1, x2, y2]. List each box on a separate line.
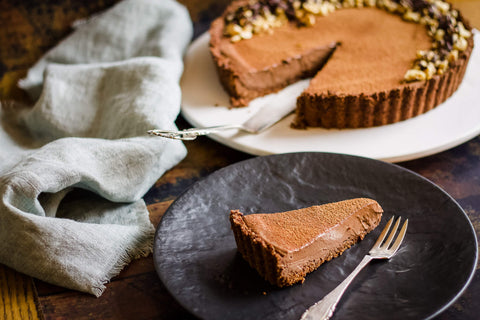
[147, 124, 243, 140]
[300, 255, 373, 320]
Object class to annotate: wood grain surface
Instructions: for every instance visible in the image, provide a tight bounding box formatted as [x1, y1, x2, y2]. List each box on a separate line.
[1, 0, 479, 319]
[0, 266, 40, 320]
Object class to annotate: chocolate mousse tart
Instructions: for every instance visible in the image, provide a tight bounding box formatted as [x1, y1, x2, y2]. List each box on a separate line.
[209, 0, 474, 128]
[229, 198, 383, 287]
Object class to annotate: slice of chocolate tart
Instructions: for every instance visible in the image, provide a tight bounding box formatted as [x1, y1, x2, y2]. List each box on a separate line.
[229, 198, 383, 287]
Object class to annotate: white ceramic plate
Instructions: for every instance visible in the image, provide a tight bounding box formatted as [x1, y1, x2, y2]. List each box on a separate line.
[180, 31, 480, 163]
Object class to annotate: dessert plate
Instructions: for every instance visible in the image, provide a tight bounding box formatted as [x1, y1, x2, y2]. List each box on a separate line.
[180, 31, 480, 162]
[153, 152, 477, 320]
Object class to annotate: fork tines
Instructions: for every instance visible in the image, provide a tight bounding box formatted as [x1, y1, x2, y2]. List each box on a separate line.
[370, 216, 408, 258]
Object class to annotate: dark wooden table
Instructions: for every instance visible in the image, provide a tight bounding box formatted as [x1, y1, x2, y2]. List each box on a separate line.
[1, 0, 479, 319]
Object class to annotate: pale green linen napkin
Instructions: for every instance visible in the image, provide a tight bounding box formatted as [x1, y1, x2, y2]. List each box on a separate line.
[0, 0, 192, 296]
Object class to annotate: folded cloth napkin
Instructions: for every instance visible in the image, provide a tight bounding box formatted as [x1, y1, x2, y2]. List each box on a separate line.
[0, 0, 192, 296]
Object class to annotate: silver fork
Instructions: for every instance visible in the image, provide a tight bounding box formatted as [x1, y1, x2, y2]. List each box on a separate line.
[300, 216, 408, 320]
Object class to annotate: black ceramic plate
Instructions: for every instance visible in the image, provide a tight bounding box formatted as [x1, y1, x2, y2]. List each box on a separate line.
[153, 152, 478, 320]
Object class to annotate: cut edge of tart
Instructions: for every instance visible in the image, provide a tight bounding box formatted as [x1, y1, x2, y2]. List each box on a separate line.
[229, 198, 383, 287]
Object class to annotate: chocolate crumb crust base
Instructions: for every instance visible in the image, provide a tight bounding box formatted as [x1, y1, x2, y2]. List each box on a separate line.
[293, 28, 474, 129]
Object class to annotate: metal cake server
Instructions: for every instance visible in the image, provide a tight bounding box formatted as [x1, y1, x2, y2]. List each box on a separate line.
[148, 101, 295, 140]
[148, 79, 309, 140]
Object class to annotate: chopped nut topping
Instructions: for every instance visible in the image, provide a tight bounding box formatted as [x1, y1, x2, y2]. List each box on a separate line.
[425, 62, 437, 79]
[403, 10, 420, 22]
[454, 36, 468, 51]
[457, 22, 471, 39]
[382, 0, 400, 13]
[434, 29, 445, 41]
[405, 69, 427, 81]
[434, 0, 450, 14]
[436, 59, 449, 74]
[448, 49, 459, 62]
[303, 1, 322, 14]
[223, 0, 472, 81]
